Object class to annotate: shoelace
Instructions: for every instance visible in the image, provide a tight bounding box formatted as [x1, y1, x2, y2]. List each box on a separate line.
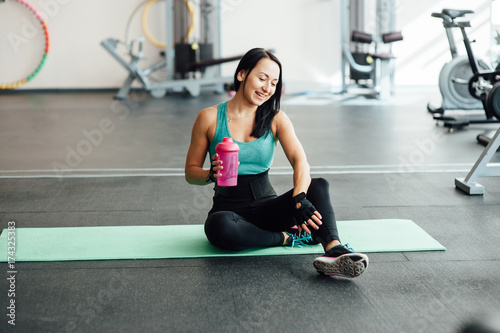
[286, 232, 314, 248]
[343, 243, 355, 252]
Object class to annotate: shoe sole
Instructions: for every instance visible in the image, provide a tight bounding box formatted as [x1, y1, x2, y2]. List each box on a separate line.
[313, 253, 369, 278]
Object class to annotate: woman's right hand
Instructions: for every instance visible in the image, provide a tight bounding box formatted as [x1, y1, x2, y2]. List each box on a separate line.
[209, 153, 223, 180]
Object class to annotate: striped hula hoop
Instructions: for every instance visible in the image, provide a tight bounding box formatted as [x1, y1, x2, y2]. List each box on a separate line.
[0, 0, 50, 89]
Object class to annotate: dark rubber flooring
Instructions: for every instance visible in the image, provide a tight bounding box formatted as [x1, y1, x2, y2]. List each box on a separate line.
[1, 89, 500, 333]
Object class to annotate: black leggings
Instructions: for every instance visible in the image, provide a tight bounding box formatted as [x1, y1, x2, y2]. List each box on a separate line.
[204, 173, 340, 251]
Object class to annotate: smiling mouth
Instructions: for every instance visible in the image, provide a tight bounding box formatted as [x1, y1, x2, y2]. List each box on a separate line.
[256, 92, 266, 99]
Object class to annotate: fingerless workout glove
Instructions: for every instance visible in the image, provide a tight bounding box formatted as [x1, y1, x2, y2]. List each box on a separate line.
[292, 192, 317, 224]
[206, 164, 216, 183]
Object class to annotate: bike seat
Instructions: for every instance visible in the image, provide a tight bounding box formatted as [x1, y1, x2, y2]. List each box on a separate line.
[442, 9, 474, 20]
[431, 12, 451, 21]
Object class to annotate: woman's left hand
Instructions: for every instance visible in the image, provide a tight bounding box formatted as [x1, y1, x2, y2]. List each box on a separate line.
[293, 192, 322, 234]
[297, 210, 322, 234]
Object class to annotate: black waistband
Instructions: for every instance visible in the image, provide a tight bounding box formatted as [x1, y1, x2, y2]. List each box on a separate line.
[214, 170, 276, 201]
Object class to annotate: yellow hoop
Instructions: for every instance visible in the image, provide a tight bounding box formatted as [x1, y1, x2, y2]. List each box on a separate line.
[142, 0, 194, 48]
[184, 0, 194, 43]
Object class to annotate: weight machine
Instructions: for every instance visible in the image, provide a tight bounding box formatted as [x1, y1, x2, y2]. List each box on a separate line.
[340, 0, 403, 99]
[101, 0, 241, 99]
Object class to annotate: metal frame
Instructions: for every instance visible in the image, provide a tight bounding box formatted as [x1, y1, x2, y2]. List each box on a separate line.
[101, 38, 167, 100]
[340, 0, 398, 99]
[151, 0, 231, 97]
[102, 0, 231, 99]
[158, 0, 232, 97]
[455, 126, 500, 195]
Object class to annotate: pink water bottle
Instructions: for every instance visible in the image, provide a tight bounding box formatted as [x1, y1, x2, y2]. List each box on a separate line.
[215, 137, 239, 187]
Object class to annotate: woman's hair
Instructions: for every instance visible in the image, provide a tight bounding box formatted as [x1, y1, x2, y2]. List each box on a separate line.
[233, 48, 282, 138]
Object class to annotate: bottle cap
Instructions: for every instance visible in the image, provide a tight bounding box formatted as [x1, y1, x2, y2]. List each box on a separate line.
[216, 137, 240, 152]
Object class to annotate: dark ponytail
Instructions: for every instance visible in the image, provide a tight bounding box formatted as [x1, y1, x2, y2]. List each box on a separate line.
[233, 48, 283, 138]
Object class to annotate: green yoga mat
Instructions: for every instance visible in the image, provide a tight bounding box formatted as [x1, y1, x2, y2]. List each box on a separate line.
[0, 219, 445, 262]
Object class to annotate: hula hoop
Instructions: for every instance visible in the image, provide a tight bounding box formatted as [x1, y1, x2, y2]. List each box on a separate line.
[183, 0, 194, 43]
[0, 0, 50, 90]
[142, 0, 194, 48]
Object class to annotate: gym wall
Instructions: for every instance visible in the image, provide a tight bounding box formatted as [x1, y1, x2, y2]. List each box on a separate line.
[0, 0, 493, 92]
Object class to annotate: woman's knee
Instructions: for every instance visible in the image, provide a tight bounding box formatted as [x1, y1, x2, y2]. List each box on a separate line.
[307, 178, 334, 209]
[205, 211, 233, 237]
[204, 211, 241, 250]
[309, 178, 329, 194]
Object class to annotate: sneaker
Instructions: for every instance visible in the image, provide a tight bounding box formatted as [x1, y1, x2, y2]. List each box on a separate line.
[284, 231, 317, 248]
[313, 244, 369, 278]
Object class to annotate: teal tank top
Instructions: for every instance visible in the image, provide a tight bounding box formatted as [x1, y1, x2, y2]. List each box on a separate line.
[209, 102, 275, 175]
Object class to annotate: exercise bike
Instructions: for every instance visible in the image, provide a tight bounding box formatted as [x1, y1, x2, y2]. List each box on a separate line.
[427, 9, 500, 131]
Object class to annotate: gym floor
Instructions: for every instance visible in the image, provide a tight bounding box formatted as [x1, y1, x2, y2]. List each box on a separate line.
[1, 88, 500, 333]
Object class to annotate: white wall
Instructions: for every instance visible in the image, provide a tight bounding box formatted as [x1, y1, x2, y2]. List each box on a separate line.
[219, 0, 341, 92]
[0, 0, 494, 91]
[393, 0, 493, 87]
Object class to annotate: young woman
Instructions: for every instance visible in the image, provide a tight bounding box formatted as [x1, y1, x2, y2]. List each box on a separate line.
[185, 48, 368, 278]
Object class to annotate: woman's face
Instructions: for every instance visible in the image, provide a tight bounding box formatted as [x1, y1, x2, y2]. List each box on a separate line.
[237, 57, 280, 106]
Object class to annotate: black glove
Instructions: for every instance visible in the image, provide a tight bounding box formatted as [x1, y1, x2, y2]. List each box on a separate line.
[206, 162, 217, 183]
[292, 192, 317, 225]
